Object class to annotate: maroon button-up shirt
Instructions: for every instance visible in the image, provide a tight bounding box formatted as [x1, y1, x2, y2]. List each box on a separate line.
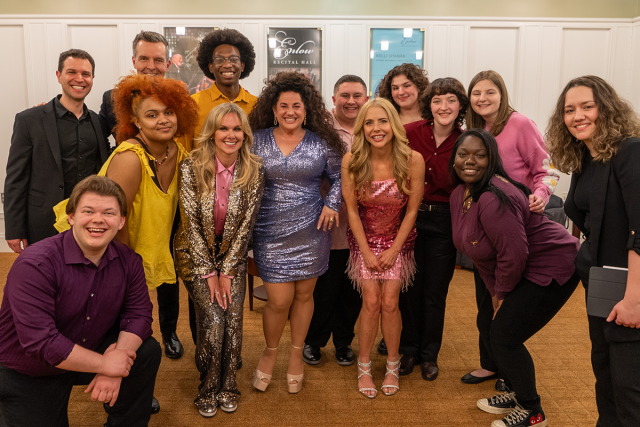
[0, 230, 153, 376]
[404, 119, 461, 204]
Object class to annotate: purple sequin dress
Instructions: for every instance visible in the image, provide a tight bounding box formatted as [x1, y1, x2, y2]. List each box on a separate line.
[347, 179, 417, 291]
[252, 127, 342, 283]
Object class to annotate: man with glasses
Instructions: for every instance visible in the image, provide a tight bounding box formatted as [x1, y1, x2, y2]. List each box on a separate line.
[176, 28, 257, 152]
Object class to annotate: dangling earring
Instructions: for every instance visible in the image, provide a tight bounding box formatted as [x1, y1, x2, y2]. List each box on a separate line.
[303, 116, 306, 126]
[274, 117, 278, 126]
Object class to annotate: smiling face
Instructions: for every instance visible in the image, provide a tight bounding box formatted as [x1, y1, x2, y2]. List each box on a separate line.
[133, 96, 178, 143]
[56, 57, 94, 103]
[363, 106, 393, 149]
[214, 113, 244, 162]
[390, 74, 419, 110]
[332, 82, 368, 124]
[470, 79, 502, 125]
[431, 92, 462, 129]
[272, 91, 305, 132]
[563, 85, 598, 145]
[132, 41, 170, 77]
[209, 44, 245, 89]
[68, 192, 125, 262]
[454, 135, 489, 187]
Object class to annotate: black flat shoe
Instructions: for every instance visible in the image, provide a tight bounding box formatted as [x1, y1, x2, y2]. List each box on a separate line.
[302, 344, 321, 365]
[377, 338, 388, 356]
[461, 371, 499, 384]
[495, 378, 508, 392]
[151, 396, 160, 414]
[399, 355, 418, 376]
[237, 356, 243, 370]
[335, 345, 355, 366]
[162, 333, 184, 359]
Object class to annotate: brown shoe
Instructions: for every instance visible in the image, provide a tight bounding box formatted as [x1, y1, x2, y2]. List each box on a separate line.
[399, 355, 418, 376]
[421, 361, 439, 381]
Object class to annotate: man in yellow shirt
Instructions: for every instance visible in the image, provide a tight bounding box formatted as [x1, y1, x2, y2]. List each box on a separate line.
[176, 29, 257, 152]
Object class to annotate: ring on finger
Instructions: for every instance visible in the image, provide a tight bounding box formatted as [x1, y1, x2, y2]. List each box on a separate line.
[215, 291, 220, 295]
[223, 294, 228, 298]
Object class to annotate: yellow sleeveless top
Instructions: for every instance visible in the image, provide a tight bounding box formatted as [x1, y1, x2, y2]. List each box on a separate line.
[54, 141, 188, 290]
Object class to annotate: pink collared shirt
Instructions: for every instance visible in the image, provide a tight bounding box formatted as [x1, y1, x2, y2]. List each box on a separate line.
[214, 156, 236, 237]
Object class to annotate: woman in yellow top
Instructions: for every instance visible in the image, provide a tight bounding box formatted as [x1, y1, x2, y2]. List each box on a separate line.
[105, 73, 198, 360]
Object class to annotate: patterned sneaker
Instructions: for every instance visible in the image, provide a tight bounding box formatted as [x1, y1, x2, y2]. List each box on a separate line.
[477, 391, 517, 414]
[491, 404, 547, 427]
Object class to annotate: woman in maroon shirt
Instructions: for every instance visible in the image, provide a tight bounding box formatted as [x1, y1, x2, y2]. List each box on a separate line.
[394, 78, 468, 380]
[449, 128, 579, 427]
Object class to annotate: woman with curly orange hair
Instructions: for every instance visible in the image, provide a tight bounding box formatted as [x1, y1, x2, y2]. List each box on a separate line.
[104, 73, 198, 364]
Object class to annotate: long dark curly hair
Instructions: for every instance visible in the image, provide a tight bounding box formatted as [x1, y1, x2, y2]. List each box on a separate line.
[248, 71, 345, 155]
[376, 63, 429, 112]
[196, 28, 256, 80]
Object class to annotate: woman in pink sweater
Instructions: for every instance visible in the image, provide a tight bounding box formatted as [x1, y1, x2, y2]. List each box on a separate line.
[461, 70, 561, 388]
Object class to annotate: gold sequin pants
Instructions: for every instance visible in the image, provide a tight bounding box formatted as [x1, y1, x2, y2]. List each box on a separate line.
[183, 261, 246, 407]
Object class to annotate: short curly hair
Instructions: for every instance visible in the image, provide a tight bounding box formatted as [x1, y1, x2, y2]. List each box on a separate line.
[421, 77, 469, 128]
[248, 71, 345, 155]
[376, 63, 429, 112]
[196, 28, 256, 80]
[111, 73, 199, 143]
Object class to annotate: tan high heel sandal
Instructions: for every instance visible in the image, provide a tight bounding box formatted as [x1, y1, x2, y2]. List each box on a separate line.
[357, 359, 377, 399]
[381, 358, 400, 396]
[287, 345, 304, 394]
[252, 346, 277, 392]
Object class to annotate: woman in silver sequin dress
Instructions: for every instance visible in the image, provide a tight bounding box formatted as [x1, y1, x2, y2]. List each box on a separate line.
[174, 103, 264, 418]
[248, 72, 344, 394]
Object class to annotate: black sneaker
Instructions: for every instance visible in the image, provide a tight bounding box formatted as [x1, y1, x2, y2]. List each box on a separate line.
[491, 404, 547, 427]
[477, 391, 517, 414]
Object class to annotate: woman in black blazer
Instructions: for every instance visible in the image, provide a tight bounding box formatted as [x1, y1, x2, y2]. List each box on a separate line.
[546, 75, 640, 427]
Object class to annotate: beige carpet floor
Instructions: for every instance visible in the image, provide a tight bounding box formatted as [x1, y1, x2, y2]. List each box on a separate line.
[0, 253, 597, 426]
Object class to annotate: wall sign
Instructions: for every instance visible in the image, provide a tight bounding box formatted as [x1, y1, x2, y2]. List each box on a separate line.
[164, 26, 216, 95]
[267, 27, 322, 93]
[370, 28, 425, 96]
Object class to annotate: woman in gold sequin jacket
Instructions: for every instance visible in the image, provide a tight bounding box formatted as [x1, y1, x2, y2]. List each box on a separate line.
[174, 103, 264, 418]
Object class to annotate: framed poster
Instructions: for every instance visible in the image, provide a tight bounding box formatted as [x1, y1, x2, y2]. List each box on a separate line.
[164, 26, 216, 95]
[370, 28, 425, 96]
[267, 28, 322, 93]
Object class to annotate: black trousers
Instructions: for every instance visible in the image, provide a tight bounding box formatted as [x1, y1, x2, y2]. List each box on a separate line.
[474, 268, 499, 372]
[157, 208, 182, 339]
[0, 332, 161, 427]
[477, 273, 579, 410]
[305, 249, 362, 348]
[399, 209, 457, 362]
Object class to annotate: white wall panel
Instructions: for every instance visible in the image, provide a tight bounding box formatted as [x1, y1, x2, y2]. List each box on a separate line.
[239, 23, 262, 97]
[632, 21, 640, 111]
[519, 25, 541, 121]
[327, 23, 347, 105]
[611, 26, 632, 95]
[24, 23, 49, 106]
[467, 27, 519, 99]
[67, 25, 120, 112]
[345, 23, 367, 90]
[429, 25, 449, 79]
[447, 25, 465, 81]
[560, 28, 610, 85]
[45, 23, 64, 99]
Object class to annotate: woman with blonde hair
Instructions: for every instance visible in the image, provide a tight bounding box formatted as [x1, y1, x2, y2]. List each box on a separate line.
[463, 70, 560, 388]
[174, 103, 264, 418]
[343, 98, 424, 398]
[546, 75, 640, 427]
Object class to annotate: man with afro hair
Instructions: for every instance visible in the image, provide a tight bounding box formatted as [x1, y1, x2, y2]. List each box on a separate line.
[176, 28, 257, 152]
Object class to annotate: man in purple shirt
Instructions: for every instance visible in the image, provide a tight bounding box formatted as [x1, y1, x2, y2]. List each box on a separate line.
[0, 176, 161, 427]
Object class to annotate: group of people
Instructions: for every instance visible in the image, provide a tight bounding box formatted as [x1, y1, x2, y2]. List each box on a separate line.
[0, 27, 638, 427]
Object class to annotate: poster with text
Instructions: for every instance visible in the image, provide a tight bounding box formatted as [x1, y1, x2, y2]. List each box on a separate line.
[164, 27, 215, 95]
[267, 28, 322, 93]
[370, 28, 425, 97]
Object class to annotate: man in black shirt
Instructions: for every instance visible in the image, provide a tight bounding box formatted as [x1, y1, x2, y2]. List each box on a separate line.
[4, 49, 108, 254]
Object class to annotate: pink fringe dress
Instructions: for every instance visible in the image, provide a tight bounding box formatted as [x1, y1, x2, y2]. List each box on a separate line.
[346, 179, 417, 291]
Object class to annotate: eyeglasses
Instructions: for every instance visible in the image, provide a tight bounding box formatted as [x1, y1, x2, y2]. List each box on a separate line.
[212, 56, 241, 65]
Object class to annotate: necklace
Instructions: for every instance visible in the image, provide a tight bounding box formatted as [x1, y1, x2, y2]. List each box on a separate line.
[137, 135, 170, 167]
[462, 188, 473, 213]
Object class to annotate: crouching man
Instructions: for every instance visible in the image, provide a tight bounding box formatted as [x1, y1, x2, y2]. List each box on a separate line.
[0, 176, 161, 427]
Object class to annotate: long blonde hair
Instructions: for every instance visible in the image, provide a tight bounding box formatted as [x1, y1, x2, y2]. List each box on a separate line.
[466, 70, 515, 136]
[545, 75, 640, 173]
[349, 98, 412, 199]
[190, 103, 262, 195]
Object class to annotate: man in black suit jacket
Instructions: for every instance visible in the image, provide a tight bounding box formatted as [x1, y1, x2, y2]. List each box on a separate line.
[99, 31, 171, 144]
[4, 49, 108, 253]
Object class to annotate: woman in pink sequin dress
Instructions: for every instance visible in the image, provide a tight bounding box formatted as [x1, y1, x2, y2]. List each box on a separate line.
[342, 98, 424, 398]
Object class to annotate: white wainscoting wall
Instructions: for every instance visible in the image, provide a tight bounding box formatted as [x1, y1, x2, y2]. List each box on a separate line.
[0, 14, 638, 251]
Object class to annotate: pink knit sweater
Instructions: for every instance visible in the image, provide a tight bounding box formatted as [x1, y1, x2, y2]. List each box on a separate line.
[488, 112, 559, 204]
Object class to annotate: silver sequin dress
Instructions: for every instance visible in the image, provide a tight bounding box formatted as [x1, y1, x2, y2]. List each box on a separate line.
[252, 127, 342, 283]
